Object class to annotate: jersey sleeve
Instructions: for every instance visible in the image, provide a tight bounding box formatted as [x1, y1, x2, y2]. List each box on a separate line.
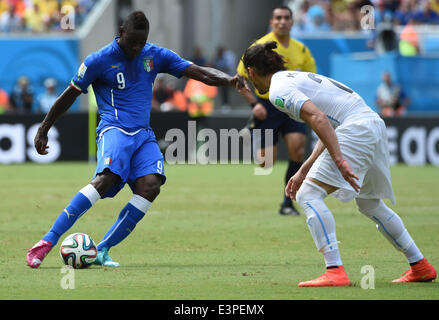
[158, 48, 192, 78]
[71, 53, 101, 94]
[269, 74, 309, 122]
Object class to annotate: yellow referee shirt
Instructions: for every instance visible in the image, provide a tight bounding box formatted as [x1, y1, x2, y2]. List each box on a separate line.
[237, 32, 316, 100]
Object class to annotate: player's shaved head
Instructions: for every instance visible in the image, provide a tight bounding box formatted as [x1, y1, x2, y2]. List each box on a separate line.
[118, 11, 149, 59]
[122, 11, 149, 33]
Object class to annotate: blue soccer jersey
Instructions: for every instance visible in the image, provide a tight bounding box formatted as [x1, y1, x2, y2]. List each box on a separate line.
[71, 37, 192, 134]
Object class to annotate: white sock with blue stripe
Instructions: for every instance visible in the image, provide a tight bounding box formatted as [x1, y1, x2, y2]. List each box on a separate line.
[296, 180, 343, 267]
[356, 198, 423, 264]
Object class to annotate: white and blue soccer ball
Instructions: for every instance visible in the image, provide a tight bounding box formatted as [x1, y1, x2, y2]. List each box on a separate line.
[60, 233, 97, 269]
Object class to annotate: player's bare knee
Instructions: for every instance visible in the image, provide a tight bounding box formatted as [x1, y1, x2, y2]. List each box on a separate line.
[288, 145, 305, 162]
[135, 175, 162, 201]
[137, 185, 161, 201]
[286, 134, 306, 162]
[91, 169, 120, 196]
[148, 184, 161, 200]
[294, 147, 306, 162]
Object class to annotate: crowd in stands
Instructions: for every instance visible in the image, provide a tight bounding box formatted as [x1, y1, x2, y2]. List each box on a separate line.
[0, 45, 237, 115]
[0, 0, 98, 33]
[375, 71, 410, 116]
[152, 46, 237, 116]
[0, 1, 435, 116]
[290, 0, 439, 33]
[1, 0, 437, 35]
[0, 75, 59, 114]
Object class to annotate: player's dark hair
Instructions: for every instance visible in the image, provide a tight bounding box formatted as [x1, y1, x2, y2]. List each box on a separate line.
[271, 5, 293, 19]
[123, 11, 149, 33]
[242, 41, 286, 76]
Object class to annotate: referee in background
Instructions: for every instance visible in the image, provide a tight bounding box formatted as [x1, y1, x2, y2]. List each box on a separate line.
[237, 5, 317, 215]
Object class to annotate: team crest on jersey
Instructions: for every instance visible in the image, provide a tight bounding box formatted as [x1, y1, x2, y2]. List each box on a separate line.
[143, 57, 154, 72]
[104, 157, 112, 165]
[274, 97, 285, 108]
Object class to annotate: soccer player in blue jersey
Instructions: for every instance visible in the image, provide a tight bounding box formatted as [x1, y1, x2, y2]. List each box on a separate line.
[26, 11, 244, 268]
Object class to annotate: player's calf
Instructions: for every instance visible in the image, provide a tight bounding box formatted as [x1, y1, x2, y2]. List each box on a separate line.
[355, 198, 436, 282]
[27, 184, 101, 269]
[96, 194, 151, 258]
[296, 180, 343, 268]
[356, 198, 423, 263]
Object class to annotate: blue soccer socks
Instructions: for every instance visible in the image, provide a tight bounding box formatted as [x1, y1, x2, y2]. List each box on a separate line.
[97, 195, 151, 251]
[42, 184, 101, 246]
[42, 188, 150, 253]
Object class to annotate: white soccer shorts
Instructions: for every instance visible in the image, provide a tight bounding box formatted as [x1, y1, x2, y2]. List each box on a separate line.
[307, 113, 396, 204]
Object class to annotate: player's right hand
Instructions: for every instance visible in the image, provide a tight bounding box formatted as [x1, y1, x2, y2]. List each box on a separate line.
[338, 160, 360, 192]
[253, 103, 267, 120]
[34, 130, 49, 155]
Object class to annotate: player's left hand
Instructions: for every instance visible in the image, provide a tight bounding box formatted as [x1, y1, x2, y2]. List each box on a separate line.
[285, 170, 306, 201]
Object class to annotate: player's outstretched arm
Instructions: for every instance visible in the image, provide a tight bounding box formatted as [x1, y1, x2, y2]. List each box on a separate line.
[35, 86, 81, 155]
[181, 64, 245, 89]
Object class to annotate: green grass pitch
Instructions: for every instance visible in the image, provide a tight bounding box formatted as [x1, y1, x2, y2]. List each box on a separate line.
[0, 162, 438, 300]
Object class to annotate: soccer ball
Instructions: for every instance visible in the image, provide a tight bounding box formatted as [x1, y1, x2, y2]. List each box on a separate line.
[60, 233, 97, 269]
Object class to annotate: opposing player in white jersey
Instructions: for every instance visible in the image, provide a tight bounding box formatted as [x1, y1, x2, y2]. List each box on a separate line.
[241, 41, 436, 287]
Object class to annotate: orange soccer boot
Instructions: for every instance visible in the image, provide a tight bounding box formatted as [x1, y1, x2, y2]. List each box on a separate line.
[392, 258, 437, 283]
[298, 266, 351, 287]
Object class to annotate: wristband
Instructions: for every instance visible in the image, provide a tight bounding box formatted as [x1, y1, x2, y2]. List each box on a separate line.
[337, 159, 346, 169]
[250, 101, 258, 108]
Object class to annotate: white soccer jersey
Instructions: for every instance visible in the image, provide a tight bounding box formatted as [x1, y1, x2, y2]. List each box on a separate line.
[269, 71, 395, 204]
[268, 71, 375, 128]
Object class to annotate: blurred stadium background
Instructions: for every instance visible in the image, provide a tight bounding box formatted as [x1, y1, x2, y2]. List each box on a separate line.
[0, 0, 438, 166]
